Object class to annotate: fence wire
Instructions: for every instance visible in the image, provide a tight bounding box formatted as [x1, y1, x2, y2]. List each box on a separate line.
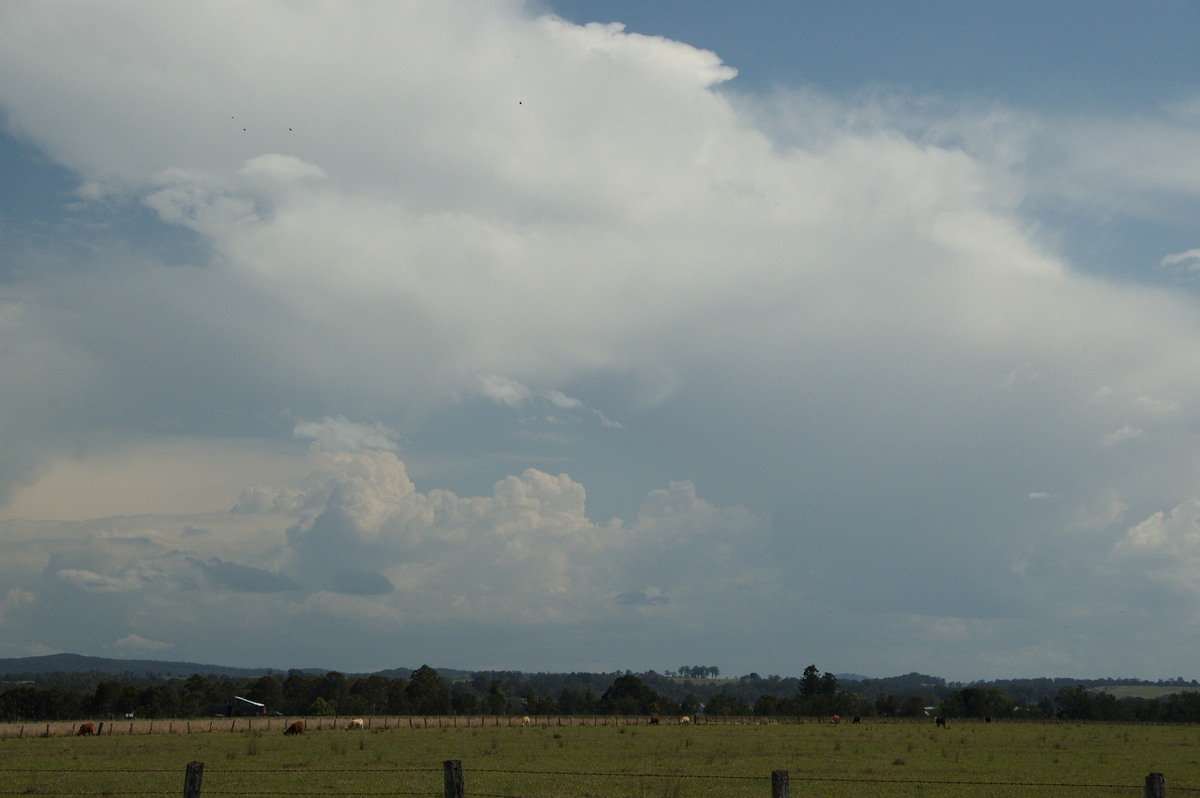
[2, 758, 1196, 796]
[0, 769, 1187, 797]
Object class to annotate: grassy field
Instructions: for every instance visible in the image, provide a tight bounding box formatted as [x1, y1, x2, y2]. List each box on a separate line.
[0, 718, 1196, 797]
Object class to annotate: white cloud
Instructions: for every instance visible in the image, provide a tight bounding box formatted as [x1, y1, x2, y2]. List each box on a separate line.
[112, 634, 172, 653]
[476, 373, 534, 407]
[1109, 500, 1200, 612]
[1102, 425, 1143, 447]
[475, 373, 622, 430]
[2, 0, 1200, 678]
[55, 569, 144, 593]
[1162, 248, 1200, 270]
[293, 416, 397, 453]
[0, 452, 773, 669]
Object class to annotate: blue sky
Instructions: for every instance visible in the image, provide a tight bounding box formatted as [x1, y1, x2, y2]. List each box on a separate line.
[550, 1, 1197, 109]
[1, 0, 1200, 683]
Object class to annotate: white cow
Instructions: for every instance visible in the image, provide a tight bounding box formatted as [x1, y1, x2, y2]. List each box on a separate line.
[347, 718, 365, 730]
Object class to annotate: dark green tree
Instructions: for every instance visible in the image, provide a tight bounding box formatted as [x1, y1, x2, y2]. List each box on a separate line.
[800, 665, 822, 697]
[874, 693, 898, 717]
[386, 677, 413, 714]
[707, 693, 752, 716]
[897, 696, 928, 718]
[307, 696, 335, 716]
[316, 671, 350, 713]
[599, 674, 661, 715]
[88, 679, 138, 718]
[179, 674, 220, 716]
[247, 675, 284, 712]
[1165, 691, 1200, 722]
[939, 686, 1014, 719]
[282, 671, 316, 715]
[485, 680, 508, 715]
[818, 672, 839, 695]
[138, 684, 181, 718]
[406, 665, 450, 715]
[450, 683, 481, 715]
[1055, 685, 1127, 720]
[754, 693, 781, 717]
[349, 675, 391, 716]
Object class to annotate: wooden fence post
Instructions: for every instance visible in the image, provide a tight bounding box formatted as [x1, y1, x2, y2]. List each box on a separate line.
[771, 770, 790, 798]
[183, 761, 204, 798]
[443, 760, 464, 798]
[1145, 772, 1165, 798]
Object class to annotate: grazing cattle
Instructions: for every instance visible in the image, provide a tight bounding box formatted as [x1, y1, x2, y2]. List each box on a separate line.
[347, 718, 364, 730]
[521, 716, 531, 727]
[831, 715, 840, 724]
[852, 716, 861, 724]
[284, 721, 304, 735]
[985, 716, 993, 724]
[649, 715, 660, 725]
[935, 716, 947, 728]
[678, 716, 691, 725]
[76, 723, 95, 736]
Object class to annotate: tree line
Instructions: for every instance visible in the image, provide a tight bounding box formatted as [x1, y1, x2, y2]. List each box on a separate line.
[4, 663, 1200, 723]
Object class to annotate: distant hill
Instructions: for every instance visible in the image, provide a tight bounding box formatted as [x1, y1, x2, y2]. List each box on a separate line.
[0, 653, 467, 683]
[0, 653, 283, 679]
[3, 654, 1196, 705]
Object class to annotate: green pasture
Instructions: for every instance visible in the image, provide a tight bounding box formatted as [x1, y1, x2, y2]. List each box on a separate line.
[0, 719, 1197, 797]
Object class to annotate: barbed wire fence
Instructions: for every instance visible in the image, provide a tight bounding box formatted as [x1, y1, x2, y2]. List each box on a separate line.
[0, 760, 1192, 797]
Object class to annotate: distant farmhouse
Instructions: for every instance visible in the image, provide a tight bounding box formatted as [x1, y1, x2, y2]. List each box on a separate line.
[209, 696, 266, 717]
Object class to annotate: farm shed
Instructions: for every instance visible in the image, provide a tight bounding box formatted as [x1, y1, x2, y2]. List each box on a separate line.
[209, 696, 266, 717]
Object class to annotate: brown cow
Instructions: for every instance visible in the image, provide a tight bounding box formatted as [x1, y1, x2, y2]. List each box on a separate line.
[284, 720, 304, 735]
[76, 722, 95, 736]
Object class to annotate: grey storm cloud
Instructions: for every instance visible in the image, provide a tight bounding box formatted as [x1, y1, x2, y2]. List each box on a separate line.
[192, 557, 300, 593]
[615, 590, 670, 607]
[330, 569, 394, 596]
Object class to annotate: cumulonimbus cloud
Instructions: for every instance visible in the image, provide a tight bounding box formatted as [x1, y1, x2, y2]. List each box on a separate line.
[2, 1, 1200, 677]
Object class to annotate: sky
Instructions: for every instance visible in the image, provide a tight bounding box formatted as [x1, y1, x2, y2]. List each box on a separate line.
[2, 1, 1200, 683]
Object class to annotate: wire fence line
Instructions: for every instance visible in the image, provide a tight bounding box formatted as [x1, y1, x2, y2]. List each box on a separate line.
[6, 713, 1196, 739]
[0, 713, 697, 738]
[0, 761, 1192, 797]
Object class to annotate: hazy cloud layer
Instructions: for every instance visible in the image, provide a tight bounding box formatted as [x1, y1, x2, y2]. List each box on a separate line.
[0, 450, 772, 671]
[1, 1, 1199, 679]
